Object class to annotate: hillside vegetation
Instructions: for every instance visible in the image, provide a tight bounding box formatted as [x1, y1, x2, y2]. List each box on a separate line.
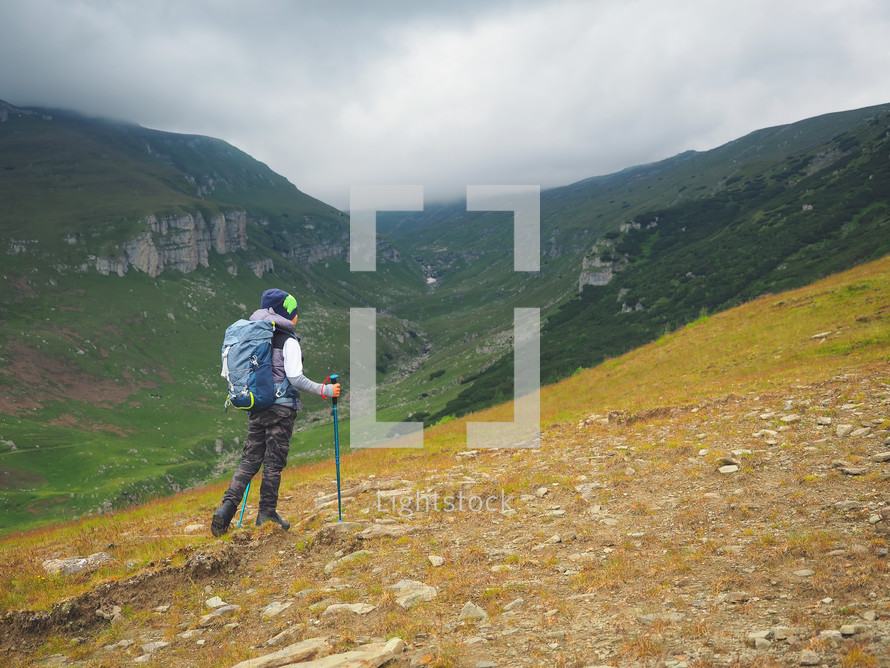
[414, 104, 890, 422]
[1, 255, 889, 667]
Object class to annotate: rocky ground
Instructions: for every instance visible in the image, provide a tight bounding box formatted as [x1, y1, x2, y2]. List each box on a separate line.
[4, 367, 890, 667]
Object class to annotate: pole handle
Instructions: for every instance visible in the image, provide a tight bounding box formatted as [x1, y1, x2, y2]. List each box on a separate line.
[329, 373, 339, 407]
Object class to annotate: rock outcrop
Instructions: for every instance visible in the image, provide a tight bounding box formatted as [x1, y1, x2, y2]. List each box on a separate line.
[95, 210, 249, 278]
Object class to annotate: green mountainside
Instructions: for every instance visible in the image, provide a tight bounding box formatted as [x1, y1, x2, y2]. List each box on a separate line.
[1, 99, 889, 534]
[395, 104, 890, 421]
[0, 101, 419, 533]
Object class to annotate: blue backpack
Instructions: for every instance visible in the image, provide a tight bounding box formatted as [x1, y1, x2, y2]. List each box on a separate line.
[221, 319, 276, 411]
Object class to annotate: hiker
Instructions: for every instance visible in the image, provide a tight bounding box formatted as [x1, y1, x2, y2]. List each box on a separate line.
[211, 288, 340, 536]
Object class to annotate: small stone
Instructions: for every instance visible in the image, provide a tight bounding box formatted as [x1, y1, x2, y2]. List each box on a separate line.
[140, 641, 169, 654]
[183, 524, 205, 534]
[458, 601, 489, 622]
[199, 604, 241, 627]
[798, 649, 820, 666]
[503, 598, 524, 612]
[42, 552, 114, 576]
[261, 601, 292, 619]
[816, 416, 832, 426]
[850, 427, 872, 438]
[718, 465, 739, 474]
[748, 630, 770, 646]
[840, 623, 866, 635]
[726, 591, 750, 603]
[836, 424, 855, 438]
[771, 626, 806, 640]
[871, 451, 890, 462]
[205, 596, 227, 609]
[387, 579, 437, 609]
[833, 500, 863, 511]
[428, 555, 445, 567]
[781, 414, 801, 423]
[840, 467, 865, 476]
[359, 524, 408, 539]
[793, 569, 815, 578]
[535, 487, 548, 498]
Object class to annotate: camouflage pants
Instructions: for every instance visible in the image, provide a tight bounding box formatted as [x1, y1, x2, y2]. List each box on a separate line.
[222, 404, 295, 514]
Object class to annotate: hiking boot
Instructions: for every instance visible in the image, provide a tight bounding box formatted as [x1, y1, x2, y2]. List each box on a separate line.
[211, 500, 237, 537]
[256, 510, 290, 531]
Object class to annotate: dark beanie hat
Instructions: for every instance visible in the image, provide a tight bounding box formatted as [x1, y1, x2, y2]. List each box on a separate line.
[261, 288, 298, 320]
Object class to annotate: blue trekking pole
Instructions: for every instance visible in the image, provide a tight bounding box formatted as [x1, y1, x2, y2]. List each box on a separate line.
[328, 374, 343, 522]
[238, 480, 251, 527]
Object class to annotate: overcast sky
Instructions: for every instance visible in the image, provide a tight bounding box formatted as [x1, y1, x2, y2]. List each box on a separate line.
[2, 0, 890, 209]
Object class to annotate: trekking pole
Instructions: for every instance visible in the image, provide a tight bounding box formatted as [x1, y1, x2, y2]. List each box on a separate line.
[328, 374, 343, 522]
[237, 480, 251, 527]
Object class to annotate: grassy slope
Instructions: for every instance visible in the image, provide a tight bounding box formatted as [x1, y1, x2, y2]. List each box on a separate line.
[2, 254, 887, 614]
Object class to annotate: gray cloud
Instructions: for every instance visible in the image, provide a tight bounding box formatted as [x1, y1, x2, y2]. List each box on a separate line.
[2, 0, 889, 208]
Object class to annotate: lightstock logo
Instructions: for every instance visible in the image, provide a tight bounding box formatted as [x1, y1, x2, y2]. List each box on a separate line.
[348, 184, 541, 450]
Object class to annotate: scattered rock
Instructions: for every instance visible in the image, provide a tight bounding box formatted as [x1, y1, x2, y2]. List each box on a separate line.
[322, 602, 376, 616]
[315, 522, 364, 545]
[260, 601, 292, 619]
[359, 523, 410, 539]
[747, 630, 771, 649]
[428, 555, 445, 567]
[388, 579, 437, 609]
[503, 598, 524, 612]
[95, 604, 122, 623]
[42, 552, 114, 576]
[798, 649, 821, 666]
[833, 500, 863, 511]
[718, 464, 739, 474]
[780, 414, 801, 423]
[289, 637, 406, 668]
[205, 596, 228, 609]
[458, 601, 489, 622]
[183, 524, 205, 534]
[199, 604, 241, 627]
[871, 451, 890, 462]
[140, 641, 169, 654]
[770, 626, 807, 640]
[793, 569, 815, 578]
[229, 637, 333, 668]
[840, 623, 867, 636]
[637, 611, 684, 625]
[816, 416, 832, 426]
[836, 424, 855, 438]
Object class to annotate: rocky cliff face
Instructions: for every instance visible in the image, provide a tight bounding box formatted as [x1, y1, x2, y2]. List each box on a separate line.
[95, 210, 249, 278]
[578, 238, 628, 292]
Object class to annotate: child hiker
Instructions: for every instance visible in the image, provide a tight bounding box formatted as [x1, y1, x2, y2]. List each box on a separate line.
[211, 288, 340, 536]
